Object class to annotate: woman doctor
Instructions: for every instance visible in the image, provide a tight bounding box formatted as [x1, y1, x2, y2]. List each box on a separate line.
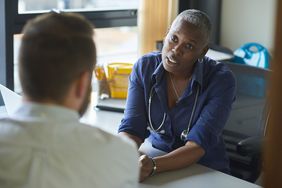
[118, 9, 236, 182]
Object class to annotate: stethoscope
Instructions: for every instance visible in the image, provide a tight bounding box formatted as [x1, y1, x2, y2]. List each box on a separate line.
[147, 84, 200, 141]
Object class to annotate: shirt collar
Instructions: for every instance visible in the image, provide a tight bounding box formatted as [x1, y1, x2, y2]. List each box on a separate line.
[150, 59, 204, 90]
[151, 62, 165, 86]
[11, 101, 80, 122]
[191, 58, 204, 90]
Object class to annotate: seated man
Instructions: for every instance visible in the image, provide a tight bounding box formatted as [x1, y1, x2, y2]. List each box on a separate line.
[0, 13, 138, 188]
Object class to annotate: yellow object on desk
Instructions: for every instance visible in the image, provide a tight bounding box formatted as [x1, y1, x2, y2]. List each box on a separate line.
[94, 64, 111, 99]
[106, 62, 133, 99]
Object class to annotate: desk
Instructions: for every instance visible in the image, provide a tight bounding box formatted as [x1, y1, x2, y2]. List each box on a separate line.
[139, 164, 261, 188]
[80, 107, 261, 188]
[206, 49, 233, 61]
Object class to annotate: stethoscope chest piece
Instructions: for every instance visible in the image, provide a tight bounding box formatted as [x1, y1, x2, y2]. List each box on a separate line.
[180, 129, 189, 141]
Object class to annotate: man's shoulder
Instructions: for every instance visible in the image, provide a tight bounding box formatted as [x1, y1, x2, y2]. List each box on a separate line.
[75, 124, 139, 183]
[0, 116, 25, 134]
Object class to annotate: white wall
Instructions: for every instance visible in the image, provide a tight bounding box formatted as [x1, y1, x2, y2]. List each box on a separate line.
[220, 0, 277, 52]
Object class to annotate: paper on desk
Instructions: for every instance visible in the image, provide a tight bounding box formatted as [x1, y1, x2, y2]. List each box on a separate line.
[0, 84, 22, 116]
[206, 49, 234, 61]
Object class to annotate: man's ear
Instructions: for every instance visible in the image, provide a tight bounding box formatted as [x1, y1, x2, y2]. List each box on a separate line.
[75, 71, 91, 98]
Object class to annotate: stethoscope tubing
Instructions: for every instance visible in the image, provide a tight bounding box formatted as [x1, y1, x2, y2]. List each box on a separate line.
[148, 87, 167, 132]
[148, 84, 200, 141]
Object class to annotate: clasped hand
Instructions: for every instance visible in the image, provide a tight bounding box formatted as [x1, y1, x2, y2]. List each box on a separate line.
[139, 154, 155, 182]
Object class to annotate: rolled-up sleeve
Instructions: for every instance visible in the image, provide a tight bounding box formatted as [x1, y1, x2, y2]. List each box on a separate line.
[118, 60, 150, 141]
[186, 69, 236, 152]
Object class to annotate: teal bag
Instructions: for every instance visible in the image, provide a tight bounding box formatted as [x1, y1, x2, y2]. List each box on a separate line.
[233, 43, 269, 98]
[233, 43, 270, 69]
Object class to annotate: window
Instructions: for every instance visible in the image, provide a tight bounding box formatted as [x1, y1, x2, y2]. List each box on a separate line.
[18, 0, 139, 13]
[13, 27, 138, 93]
[0, 0, 138, 91]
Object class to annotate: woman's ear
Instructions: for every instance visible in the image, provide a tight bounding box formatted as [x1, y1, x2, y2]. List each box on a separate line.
[200, 45, 209, 59]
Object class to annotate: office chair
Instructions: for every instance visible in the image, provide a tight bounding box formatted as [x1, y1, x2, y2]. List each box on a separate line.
[222, 62, 270, 183]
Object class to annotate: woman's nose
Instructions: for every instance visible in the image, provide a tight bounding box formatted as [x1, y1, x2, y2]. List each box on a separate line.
[172, 44, 183, 56]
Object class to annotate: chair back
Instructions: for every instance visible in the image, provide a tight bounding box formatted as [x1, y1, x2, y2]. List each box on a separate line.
[223, 62, 270, 182]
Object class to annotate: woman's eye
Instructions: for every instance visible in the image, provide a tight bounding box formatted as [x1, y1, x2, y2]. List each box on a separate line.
[185, 43, 193, 50]
[169, 35, 178, 43]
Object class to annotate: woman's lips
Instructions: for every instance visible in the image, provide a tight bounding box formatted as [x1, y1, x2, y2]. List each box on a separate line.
[167, 56, 177, 64]
[166, 56, 178, 67]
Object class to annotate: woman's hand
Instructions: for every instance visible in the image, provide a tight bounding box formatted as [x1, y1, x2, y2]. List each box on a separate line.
[139, 154, 155, 182]
[138, 141, 204, 182]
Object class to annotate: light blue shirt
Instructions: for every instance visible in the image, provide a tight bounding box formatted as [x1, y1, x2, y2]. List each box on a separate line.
[118, 52, 236, 173]
[0, 102, 139, 188]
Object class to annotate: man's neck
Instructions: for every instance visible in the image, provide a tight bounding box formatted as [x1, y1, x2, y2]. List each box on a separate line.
[23, 96, 77, 112]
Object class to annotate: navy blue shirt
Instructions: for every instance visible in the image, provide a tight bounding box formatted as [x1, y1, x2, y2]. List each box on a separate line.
[118, 52, 236, 173]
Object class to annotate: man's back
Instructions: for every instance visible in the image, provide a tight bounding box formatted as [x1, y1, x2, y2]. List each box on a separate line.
[0, 102, 139, 188]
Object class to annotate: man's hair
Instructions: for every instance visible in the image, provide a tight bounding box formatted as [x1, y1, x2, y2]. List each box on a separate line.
[175, 9, 212, 44]
[19, 12, 96, 103]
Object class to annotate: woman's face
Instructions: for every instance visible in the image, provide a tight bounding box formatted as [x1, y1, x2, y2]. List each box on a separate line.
[162, 19, 208, 76]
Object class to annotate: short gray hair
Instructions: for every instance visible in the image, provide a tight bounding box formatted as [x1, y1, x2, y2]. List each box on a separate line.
[175, 9, 211, 44]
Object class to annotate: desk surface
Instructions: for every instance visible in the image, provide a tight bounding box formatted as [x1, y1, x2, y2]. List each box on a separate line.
[139, 164, 261, 188]
[206, 49, 234, 61]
